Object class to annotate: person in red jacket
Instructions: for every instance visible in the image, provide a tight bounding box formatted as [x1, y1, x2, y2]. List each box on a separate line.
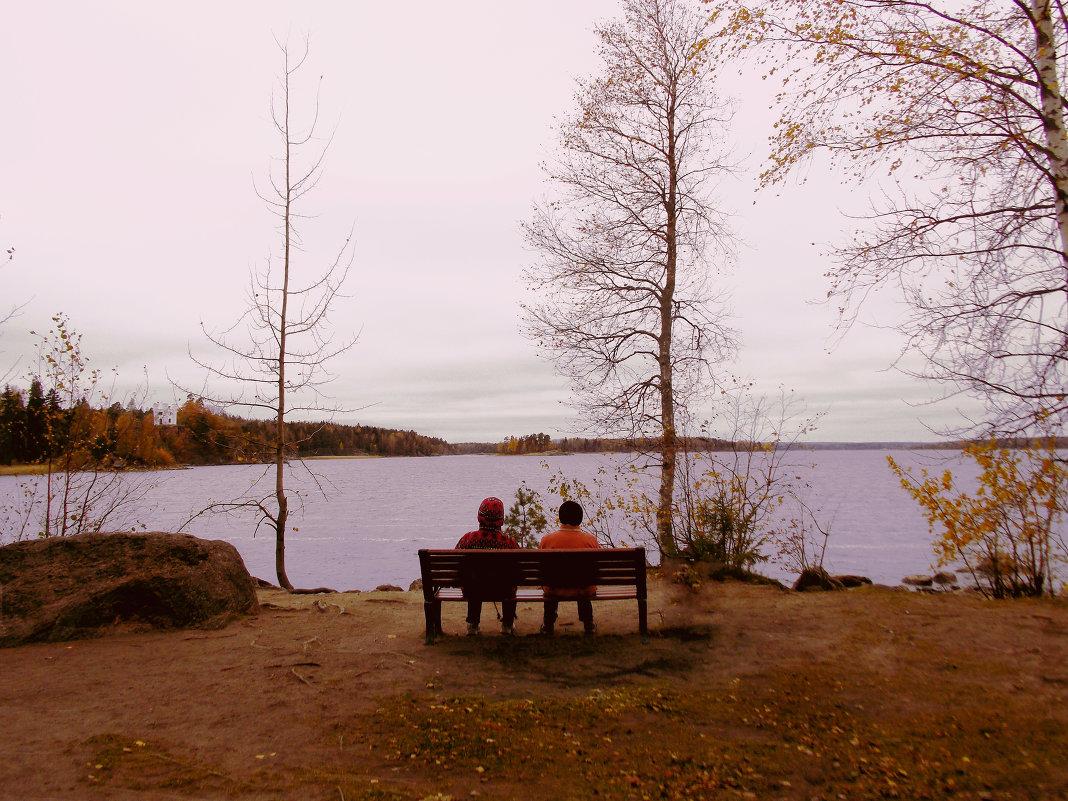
[539, 500, 600, 635]
[455, 496, 519, 636]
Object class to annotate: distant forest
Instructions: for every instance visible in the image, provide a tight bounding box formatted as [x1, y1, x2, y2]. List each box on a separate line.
[4, 382, 1033, 471]
[451, 433, 733, 456]
[0, 384, 451, 467]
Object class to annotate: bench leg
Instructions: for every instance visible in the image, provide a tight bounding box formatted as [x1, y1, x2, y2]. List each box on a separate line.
[424, 601, 438, 645]
[638, 598, 649, 641]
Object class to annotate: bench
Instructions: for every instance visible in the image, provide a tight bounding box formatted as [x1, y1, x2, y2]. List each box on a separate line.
[417, 547, 648, 643]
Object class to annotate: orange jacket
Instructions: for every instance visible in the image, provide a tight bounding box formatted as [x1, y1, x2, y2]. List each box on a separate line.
[539, 525, 600, 598]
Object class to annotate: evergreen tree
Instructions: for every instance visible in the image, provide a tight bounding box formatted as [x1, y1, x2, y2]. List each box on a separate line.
[503, 483, 549, 548]
[0, 385, 25, 464]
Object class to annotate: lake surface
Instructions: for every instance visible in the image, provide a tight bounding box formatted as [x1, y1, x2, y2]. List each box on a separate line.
[0, 450, 984, 591]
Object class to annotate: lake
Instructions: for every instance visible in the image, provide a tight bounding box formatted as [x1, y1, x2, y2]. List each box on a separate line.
[0, 450, 981, 591]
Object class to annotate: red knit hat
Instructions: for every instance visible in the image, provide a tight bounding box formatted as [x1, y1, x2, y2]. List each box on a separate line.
[477, 496, 505, 529]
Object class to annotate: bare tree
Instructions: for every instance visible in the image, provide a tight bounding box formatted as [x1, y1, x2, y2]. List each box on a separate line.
[724, 0, 1068, 437]
[673, 387, 826, 573]
[523, 0, 738, 556]
[190, 39, 356, 591]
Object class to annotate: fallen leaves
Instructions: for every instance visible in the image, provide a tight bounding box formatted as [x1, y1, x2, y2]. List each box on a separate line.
[346, 670, 1067, 800]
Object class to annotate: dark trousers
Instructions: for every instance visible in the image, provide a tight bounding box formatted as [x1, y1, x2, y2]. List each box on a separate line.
[543, 598, 593, 628]
[466, 599, 516, 627]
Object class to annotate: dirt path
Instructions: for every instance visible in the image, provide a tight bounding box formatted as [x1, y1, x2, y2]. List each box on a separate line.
[2, 580, 1066, 800]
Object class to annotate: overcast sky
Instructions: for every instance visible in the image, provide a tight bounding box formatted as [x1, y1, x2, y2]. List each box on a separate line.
[0, 1, 975, 443]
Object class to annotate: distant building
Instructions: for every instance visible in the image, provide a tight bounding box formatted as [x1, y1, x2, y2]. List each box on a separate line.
[151, 403, 178, 427]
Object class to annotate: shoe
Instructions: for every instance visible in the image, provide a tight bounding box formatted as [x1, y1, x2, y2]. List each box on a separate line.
[539, 624, 554, 636]
[501, 623, 515, 636]
[584, 623, 597, 636]
[466, 623, 480, 636]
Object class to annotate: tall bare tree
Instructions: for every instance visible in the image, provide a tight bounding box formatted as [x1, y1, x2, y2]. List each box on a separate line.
[191, 39, 355, 590]
[524, 0, 738, 556]
[724, 0, 1068, 436]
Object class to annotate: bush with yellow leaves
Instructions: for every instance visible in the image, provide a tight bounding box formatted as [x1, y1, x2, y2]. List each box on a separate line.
[889, 439, 1066, 598]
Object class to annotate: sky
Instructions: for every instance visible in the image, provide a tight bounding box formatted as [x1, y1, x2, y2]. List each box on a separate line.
[0, 1, 976, 444]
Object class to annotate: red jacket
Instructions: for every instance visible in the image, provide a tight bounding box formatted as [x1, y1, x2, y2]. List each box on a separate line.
[455, 528, 519, 550]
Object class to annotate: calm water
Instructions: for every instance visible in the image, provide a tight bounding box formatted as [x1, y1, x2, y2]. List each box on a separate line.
[0, 450, 981, 590]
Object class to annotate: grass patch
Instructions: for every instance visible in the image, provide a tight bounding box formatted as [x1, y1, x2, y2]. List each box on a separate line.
[65, 680, 1068, 801]
[335, 675, 1067, 800]
[76, 734, 258, 795]
[68, 669, 1068, 801]
[0, 463, 49, 476]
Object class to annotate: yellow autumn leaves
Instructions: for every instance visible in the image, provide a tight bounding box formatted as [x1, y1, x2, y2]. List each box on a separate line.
[889, 439, 1066, 597]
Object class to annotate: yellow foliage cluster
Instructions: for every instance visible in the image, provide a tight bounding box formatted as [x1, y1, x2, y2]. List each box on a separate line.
[889, 440, 1066, 598]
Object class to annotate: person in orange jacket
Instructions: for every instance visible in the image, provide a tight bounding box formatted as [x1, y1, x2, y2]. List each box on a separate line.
[539, 500, 600, 635]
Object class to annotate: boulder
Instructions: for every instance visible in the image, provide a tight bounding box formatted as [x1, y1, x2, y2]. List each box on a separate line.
[834, 574, 874, 588]
[792, 567, 846, 592]
[0, 532, 258, 647]
[902, 574, 934, 587]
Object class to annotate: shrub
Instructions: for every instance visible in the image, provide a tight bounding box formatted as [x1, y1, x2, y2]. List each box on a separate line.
[889, 439, 1066, 598]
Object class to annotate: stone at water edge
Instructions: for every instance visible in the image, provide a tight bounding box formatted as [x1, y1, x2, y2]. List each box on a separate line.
[834, 575, 874, 589]
[792, 567, 846, 592]
[0, 531, 258, 647]
[902, 574, 935, 587]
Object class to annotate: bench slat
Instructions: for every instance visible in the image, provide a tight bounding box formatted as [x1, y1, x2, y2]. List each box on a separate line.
[433, 587, 643, 602]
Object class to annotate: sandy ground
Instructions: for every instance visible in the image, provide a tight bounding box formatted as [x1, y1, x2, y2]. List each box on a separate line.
[2, 579, 1067, 800]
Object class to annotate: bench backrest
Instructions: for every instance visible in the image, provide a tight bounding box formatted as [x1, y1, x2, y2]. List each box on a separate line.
[418, 547, 646, 600]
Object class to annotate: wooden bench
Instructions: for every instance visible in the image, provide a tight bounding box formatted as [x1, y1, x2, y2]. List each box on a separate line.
[417, 547, 648, 643]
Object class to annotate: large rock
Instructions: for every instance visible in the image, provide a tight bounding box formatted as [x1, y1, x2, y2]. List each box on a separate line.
[933, 571, 958, 588]
[902, 574, 934, 587]
[0, 532, 258, 647]
[834, 574, 874, 589]
[793, 567, 846, 592]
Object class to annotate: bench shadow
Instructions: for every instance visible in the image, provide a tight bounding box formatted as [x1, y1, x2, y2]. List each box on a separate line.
[436, 624, 718, 688]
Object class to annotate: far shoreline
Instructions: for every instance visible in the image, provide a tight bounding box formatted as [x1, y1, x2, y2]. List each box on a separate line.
[0, 442, 976, 478]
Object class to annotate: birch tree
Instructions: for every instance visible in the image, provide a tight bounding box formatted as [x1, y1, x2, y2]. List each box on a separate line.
[524, 0, 738, 556]
[191, 39, 355, 591]
[725, 0, 1068, 436]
